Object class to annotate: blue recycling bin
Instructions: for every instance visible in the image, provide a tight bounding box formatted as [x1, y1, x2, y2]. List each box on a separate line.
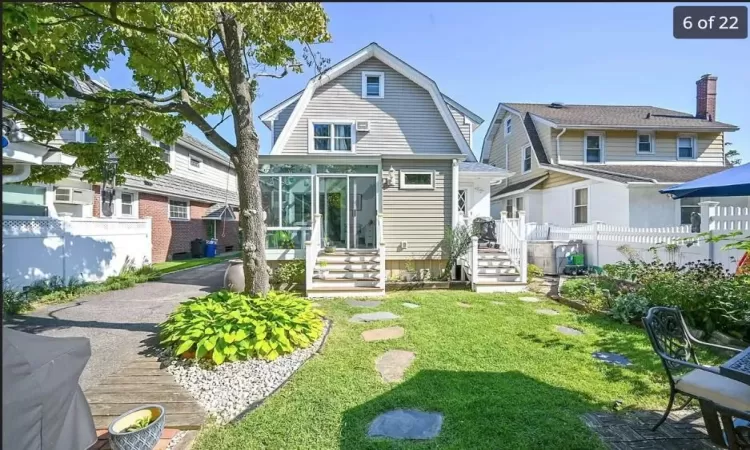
[204, 240, 218, 258]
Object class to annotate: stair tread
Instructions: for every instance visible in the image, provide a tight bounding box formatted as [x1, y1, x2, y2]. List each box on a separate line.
[308, 286, 383, 291]
[316, 268, 379, 272]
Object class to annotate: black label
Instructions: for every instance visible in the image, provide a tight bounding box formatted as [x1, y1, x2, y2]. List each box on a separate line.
[674, 6, 747, 39]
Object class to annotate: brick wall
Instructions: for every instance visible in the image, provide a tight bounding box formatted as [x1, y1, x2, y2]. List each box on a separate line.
[92, 185, 101, 217]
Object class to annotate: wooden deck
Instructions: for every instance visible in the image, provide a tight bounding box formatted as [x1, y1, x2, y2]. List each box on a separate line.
[84, 357, 207, 430]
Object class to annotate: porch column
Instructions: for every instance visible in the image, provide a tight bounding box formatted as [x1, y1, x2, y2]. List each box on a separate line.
[452, 159, 459, 227]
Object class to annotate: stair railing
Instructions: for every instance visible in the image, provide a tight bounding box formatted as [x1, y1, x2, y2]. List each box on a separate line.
[497, 211, 527, 283]
[377, 213, 386, 290]
[305, 214, 322, 291]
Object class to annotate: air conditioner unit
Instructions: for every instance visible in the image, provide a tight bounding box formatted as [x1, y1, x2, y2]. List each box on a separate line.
[54, 187, 93, 205]
[356, 120, 370, 132]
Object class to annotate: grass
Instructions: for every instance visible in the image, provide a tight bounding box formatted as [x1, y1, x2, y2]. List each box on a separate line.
[193, 290, 680, 450]
[151, 251, 239, 274]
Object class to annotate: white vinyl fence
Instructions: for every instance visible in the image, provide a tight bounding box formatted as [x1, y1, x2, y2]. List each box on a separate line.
[525, 202, 749, 272]
[2, 215, 152, 289]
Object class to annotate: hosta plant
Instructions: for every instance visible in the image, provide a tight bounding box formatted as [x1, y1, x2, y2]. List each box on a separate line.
[159, 290, 324, 365]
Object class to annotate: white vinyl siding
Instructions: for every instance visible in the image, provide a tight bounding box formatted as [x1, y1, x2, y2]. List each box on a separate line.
[447, 104, 473, 146]
[282, 58, 461, 155]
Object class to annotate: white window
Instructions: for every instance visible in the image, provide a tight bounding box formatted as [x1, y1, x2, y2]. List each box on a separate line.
[522, 146, 532, 173]
[168, 199, 189, 220]
[636, 131, 654, 154]
[121, 192, 134, 217]
[680, 197, 701, 225]
[458, 189, 467, 215]
[504, 117, 512, 136]
[310, 122, 355, 152]
[677, 134, 696, 159]
[361, 71, 384, 98]
[189, 154, 203, 172]
[399, 170, 434, 190]
[574, 188, 588, 224]
[584, 132, 604, 163]
[158, 142, 172, 165]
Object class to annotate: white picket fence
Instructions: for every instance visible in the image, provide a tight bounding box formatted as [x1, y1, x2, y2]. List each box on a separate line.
[2, 215, 152, 289]
[525, 203, 749, 272]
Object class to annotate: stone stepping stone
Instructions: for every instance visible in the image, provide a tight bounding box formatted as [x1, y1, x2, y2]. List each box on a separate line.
[556, 326, 584, 336]
[491, 301, 507, 306]
[375, 350, 415, 382]
[456, 302, 472, 308]
[349, 312, 400, 323]
[362, 327, 405, 342]
[402, 302, 420, 309]
[592, 351, 633, 367]
[519, 297, 542, 303]
[535, 309, 560, 316]
[347, 299, 382, 308]
[368, 409, 443, 440]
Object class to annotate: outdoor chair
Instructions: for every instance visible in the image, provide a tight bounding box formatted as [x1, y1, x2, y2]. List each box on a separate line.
[642, 307, 750, 448]
[472, 217, 498, 249]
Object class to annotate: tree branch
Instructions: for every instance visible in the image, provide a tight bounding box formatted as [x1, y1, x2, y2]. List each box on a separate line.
[254, 67, 289, 79]
[174, 92, 236, 155]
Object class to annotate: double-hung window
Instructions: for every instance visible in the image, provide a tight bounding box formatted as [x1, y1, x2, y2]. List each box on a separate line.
[361, 71, 384, 98]
[677, 135, 696, 159]
[584, 132, 604, 163]
[168, 199, 189, 220]
[637, 131, 654, 154]
[522, 146, 532, 173]
[311, 122, 354, 152]
[680, 197, 700, 225]
[121, 192, 134, 217]
[573, 188, 588, 224]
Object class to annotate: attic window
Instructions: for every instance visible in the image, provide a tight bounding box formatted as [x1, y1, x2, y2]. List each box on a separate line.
[361, 71, 384, 98]
[504, 117, 512, 136]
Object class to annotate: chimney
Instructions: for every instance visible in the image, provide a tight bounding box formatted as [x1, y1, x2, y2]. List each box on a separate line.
[696, 74, 717, 121]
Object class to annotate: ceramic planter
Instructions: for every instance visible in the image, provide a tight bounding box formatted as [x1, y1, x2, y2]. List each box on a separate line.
[224, 259, 244, 292]
[107, 405, 165, 450]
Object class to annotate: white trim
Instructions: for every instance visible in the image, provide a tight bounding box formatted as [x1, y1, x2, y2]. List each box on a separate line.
[452, 159, 459, 226]
[307, 120, 356, 153]
[188, 153, 203, 172]
[490, 176, 549, 200]
[399, 170, 434, 190]
[168, 198, 191, 221]
[636, 130, 655, 154]
[543, 165, 624, 185]
[528, 113, 558, 129]
[271, 43, 476, 161]
[119, 190, 138, 218]
[444, 95, 484, 125]
[676, 133, 697, 160]
[361, 71, 385, 99]
[270, 119, 276, 147]
[583, 131, 605, 164]
[522, 146, 532, 174]
[259, 91, 303, 122]
[556, 159, 724, 167]
[573, 187, 589, 224]
[468, 122, 473, 150]
[504, 117, 512, 137]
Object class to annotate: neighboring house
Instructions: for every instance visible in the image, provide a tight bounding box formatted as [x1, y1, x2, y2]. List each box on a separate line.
[258, 42, 513, 297]
[481, 74, 747, 228]
[2, 81, 241, 263]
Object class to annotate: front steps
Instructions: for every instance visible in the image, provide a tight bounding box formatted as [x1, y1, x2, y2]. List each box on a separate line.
[470, 249, 527, 293]
[307, 250, 385, 298]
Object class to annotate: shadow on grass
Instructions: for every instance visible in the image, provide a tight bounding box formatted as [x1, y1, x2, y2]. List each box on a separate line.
[340, 370, 607, 449]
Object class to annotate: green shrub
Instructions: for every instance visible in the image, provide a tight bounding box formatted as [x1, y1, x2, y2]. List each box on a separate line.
[159, 290, 324, 365]
[3, 279, 29, 316]
[610, 293, 650, 324]
[560, 276, 625, 310]
[271, 260, 305, 285]
[527, 264, 544, 279]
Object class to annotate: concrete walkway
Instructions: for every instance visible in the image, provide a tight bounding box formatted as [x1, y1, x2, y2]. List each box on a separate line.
[5, 263, 227, 390]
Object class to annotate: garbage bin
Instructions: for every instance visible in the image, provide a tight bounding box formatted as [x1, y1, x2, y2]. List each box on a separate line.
[190, 238, 205, 258]
[205, 239, 218, 258]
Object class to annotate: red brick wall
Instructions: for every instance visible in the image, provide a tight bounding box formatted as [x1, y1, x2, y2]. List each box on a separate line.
[92, 185, 101, 217]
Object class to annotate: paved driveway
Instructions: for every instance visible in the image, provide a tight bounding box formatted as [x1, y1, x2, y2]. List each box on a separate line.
[5, 263, 227, 390]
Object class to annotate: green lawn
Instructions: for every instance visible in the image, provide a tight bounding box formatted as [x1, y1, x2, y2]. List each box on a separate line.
[193, 291, 675, 450]
[151, 252, 240, 275]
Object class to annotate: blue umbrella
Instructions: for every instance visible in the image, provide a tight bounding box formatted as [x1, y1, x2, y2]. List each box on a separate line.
[660, 163, 750, 199]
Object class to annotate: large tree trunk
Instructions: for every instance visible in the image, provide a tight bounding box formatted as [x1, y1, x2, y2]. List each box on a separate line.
[221, 12, 270, 295]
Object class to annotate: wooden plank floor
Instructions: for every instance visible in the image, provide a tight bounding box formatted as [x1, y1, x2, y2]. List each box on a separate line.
[84, 357, 206, 430]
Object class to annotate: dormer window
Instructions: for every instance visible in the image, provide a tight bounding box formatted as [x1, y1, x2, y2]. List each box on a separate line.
[504, 117, 512, 136]
[361, 71, 384, 98]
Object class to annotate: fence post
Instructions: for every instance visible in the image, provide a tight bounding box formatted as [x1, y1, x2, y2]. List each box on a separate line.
[699, 201, 719, 262]
[470, 236, 479, 287]
[61, 215, 71, 281]
[518, 211, 527, 283]
[593, 221, 603, 267]
[144, 216, 153, 265]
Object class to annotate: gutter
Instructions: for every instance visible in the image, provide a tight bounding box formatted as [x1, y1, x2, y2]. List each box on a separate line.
[555, 128, 566, 164]
[3, 164, 31, 184]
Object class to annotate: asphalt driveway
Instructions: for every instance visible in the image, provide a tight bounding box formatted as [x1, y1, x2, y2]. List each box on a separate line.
[5, 263, 227, 390]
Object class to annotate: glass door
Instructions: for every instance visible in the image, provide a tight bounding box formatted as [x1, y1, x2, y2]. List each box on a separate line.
[318, 177, 348, 248]
[349, 176, 377, 249]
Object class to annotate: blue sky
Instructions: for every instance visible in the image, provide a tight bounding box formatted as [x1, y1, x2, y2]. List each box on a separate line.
[97, 3, 750, 161]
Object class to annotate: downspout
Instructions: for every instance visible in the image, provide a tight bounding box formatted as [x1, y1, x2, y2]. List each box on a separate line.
[2, 164, 31, 184]
[555, 128, 567, 164]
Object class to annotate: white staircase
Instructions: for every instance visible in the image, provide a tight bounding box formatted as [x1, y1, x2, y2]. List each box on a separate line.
[305, 214, 386, 298]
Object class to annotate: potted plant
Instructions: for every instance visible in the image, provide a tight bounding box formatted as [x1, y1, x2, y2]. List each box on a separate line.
[402, 258, 416, 282]
[318, 260, 330, 279]
[107, 405, 165, 450]
[323, 238, 336, 254]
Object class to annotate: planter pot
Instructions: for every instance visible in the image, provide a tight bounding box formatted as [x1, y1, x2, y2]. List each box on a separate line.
[224, 259, 244, 292]
[324, 247, 335, 254]
[108, 405, 165, 450]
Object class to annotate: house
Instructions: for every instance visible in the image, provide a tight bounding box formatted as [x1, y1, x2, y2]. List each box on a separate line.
[258, 42, 515, 297]
[481, 74, 747, 228]
[2, 81, 241, 263]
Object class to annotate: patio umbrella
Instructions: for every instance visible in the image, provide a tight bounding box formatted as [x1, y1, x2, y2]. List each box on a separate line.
[660, 163, 750, 199]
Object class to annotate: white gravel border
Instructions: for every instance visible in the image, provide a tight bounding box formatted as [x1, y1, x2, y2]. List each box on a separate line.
[166, 430, 188, 450]
[163, 319, 330, 424]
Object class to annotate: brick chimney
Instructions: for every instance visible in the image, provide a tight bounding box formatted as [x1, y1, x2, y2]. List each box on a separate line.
[696, 74, 717, 121]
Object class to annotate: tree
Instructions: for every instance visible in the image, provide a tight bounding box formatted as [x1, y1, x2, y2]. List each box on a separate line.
[2, 2, 330, 294]
[725, 141, 742, 166]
